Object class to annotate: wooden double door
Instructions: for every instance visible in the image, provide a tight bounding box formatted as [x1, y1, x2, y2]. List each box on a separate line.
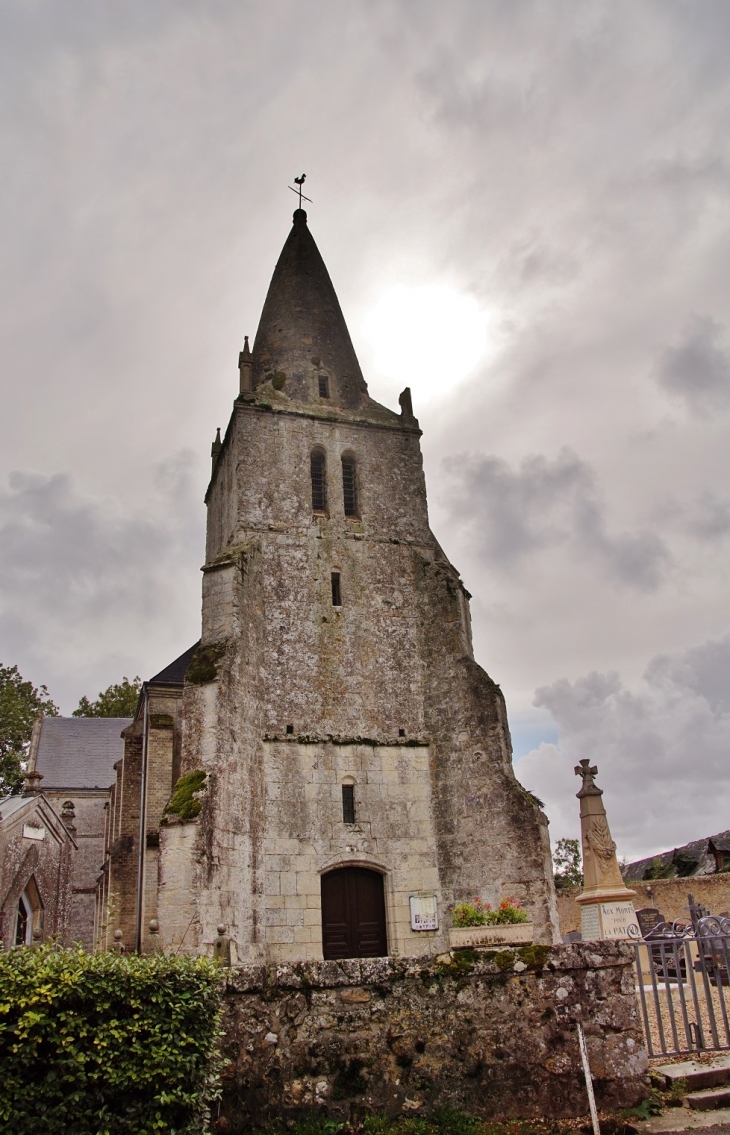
[321, 866, 388, 959]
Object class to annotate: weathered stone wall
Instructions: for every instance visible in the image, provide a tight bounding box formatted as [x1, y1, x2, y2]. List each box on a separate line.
[259, 738, 443, 961]
[217, 942, 647, 1131]
[95, 683, 185, 953]
[96, 730, 142, 951]
[557, 875, 730, 936]
[161, 391, 559, 960]
[0, 796, 74, 948]
[41, 790, 108, 949]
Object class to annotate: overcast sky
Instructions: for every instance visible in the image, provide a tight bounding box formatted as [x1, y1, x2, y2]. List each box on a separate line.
[1, 1, 729, 860]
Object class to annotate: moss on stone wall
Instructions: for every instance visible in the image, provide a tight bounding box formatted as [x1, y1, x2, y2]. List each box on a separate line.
[185, 642, 227, 685]
[165, 770, 207, 822]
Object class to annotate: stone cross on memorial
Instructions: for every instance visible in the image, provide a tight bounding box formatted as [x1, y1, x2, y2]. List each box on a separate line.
[574, 759, 640, 942]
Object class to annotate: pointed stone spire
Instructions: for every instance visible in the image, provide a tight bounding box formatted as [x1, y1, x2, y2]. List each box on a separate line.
[211, 428, 222, 472]
[238, 336, 252, 393]
[251, 209, 369, 409]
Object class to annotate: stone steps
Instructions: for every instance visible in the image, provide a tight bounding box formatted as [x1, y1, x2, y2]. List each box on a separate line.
[654, 1054, 730, 1093]
[684, 1086, 730, 1110]
[653, 1055, 730, 1111]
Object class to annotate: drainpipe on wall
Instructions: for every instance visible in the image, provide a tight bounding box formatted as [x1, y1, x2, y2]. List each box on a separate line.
[135, 684, 149, 954]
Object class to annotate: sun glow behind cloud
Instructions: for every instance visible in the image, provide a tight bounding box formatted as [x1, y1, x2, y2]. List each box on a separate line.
[360, 282, 491, 405]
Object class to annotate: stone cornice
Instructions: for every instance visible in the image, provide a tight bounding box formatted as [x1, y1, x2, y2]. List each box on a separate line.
[263, 732, 430, 747]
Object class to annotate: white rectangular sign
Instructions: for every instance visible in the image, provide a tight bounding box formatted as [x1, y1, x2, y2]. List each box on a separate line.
[22, 824, 46, 841]
[410, 894, 438, 931]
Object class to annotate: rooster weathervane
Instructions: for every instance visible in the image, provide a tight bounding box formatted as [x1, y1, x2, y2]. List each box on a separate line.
[289, 173, 312, 209]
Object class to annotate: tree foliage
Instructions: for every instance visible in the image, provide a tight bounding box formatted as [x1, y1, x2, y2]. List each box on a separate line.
[73, 676, 141, 718]
[0, 945, 225, 1134]
[643, 855, 675, 880]
[553, 837, 583, 889]
[0, 664, 58, 797]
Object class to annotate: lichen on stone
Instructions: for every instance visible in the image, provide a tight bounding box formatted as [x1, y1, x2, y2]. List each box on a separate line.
[165, 770, 207, 821]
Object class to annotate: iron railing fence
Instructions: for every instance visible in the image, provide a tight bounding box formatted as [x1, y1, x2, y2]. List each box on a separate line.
[634, 913, 730, 1057]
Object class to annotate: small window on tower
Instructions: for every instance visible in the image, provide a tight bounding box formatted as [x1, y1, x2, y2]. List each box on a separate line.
[311, 450, 326, 512]
[342, 784, 355, 824]
[331, 572, 342, 606]
[342, 455, 358, 517]
[318, 374, 330, 399]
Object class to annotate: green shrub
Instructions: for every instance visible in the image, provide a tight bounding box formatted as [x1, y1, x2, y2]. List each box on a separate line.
[0, 944, 225, 1134]
[643, 855, 675, 880]
[166, 769, 207, 821]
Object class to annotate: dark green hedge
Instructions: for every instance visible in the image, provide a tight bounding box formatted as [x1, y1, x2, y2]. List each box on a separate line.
[0, 945, 225, 1134]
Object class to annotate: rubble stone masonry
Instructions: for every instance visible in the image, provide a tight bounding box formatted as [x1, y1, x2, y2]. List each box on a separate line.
[217, 942, 648, 1129]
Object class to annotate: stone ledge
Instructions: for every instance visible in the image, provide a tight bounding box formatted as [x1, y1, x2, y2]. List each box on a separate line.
[224, 941, 634, 993]
[262, 733, 430, 747]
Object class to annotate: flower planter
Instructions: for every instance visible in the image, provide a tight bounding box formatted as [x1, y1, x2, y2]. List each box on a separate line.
[448, 923, 534, 949]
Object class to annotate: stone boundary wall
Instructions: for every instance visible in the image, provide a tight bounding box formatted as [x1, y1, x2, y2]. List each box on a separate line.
[218, 943, 647, 1131]
[557, 875, 730, 936]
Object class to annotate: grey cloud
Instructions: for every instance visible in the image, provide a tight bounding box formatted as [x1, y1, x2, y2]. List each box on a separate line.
[686, 492, 730, 542]
[0, 453, 204, 711]
[517, 634, 730, 857]
[656, 316, 730, 416]
[443, 449, 671, 590]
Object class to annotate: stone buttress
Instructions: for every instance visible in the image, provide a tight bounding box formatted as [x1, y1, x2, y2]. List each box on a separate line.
[156, 209, 560, 961]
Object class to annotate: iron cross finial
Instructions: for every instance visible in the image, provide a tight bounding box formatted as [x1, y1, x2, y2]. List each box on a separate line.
[289, 173, 312, 209]
[574, 758, 599, 789]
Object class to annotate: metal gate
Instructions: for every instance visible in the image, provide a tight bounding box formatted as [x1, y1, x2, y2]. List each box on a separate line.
[634, 911, 730, 1057]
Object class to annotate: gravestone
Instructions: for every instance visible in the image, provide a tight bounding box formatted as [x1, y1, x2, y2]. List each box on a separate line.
[635, 907, 664, 937]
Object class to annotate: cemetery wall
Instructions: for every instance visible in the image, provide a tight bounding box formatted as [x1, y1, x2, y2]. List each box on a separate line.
[216, 942, 647, 1131]
[557, 875, 730, 936]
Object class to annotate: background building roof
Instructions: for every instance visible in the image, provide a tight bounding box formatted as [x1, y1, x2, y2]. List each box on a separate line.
[34, 717, 131, 790]
[623, 830, 730, 881]
[0, 795, 37, 822]
[148, 641, 199, 687]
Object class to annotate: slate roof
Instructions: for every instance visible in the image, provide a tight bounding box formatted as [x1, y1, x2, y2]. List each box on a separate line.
[33, 717, 131, 790]
[252, 209, 370, 409]
[148, 642, 199, 687]
[623, 829, 730, 881]
[0, 795, 36, 823]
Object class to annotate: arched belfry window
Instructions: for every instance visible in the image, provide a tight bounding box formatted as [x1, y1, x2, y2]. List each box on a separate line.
[311, 449, 327, 513]
[341, 454, 358, 517]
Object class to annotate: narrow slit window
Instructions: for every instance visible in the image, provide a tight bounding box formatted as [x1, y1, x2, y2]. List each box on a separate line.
[318, 374, 330, 398]
[342, 785, 355, 824]
[331, 572, 342, 606]
[311, 450, 326, 512]
[342, 455, 358, 517]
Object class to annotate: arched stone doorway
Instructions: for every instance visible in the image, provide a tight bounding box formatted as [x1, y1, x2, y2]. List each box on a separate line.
[321, 866, 387, 960]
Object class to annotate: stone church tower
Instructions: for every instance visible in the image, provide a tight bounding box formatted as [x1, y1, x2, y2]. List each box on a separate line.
[151, 208, 559, 962]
